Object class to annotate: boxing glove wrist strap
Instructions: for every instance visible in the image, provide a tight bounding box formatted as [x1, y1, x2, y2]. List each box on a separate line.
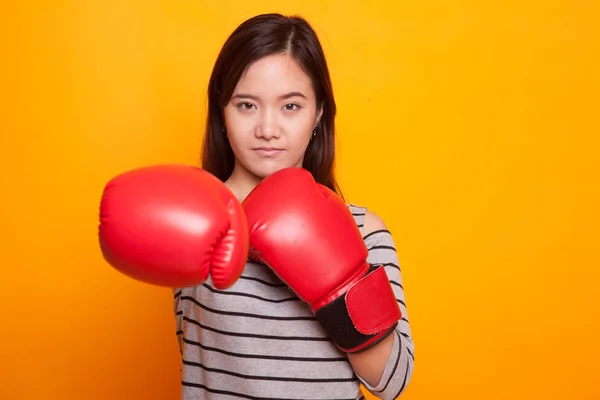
[313, 264, 402, 354]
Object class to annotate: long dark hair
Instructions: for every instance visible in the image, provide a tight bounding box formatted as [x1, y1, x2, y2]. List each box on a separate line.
[201, 13, 342, 195]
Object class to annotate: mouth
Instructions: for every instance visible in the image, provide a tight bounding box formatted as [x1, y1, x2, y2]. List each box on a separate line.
[253, 147, 284, 157]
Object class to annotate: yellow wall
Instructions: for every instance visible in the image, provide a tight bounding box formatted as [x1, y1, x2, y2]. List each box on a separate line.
[1, 1, 598, 399]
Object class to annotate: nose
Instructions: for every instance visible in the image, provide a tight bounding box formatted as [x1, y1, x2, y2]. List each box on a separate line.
[255, 109, 280, 140]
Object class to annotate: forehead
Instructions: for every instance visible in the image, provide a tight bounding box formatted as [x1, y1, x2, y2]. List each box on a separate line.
[235, 53, 314, 97]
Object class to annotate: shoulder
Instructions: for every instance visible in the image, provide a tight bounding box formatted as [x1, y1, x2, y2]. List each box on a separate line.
[363, 209, 388, 236]
[347, 203, 390, 237]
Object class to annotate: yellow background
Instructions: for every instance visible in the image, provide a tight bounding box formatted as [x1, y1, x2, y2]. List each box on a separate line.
[1, 1, 598, 399]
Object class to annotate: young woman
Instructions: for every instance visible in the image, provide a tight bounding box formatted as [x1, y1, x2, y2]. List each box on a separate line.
[173, 13, 415, 400]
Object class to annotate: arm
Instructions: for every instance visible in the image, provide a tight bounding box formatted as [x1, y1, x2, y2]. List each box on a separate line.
[349, 210, 415, 399]
[347, 331, 395, 386]
[240, 169, 414, 398]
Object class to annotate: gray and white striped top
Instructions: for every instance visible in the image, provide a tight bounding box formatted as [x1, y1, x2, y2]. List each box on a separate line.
[173, 204, 415, 400]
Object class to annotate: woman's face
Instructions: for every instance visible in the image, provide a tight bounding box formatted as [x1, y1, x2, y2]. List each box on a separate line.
[223, 53, 322, 180]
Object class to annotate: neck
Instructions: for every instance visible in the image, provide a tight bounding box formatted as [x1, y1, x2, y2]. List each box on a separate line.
[224, 164, 263, 203]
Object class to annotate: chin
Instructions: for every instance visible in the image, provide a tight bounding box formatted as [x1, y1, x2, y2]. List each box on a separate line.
[249, 162, 302, 179]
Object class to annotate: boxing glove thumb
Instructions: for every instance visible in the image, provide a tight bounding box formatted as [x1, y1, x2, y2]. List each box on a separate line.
[210, 194, 248, 288]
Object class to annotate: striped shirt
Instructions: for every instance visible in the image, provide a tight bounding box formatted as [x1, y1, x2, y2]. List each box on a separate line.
[173, 204, 415, 399]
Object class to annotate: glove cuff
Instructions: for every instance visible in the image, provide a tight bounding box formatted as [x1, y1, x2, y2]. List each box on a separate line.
[314, 264, 402, 353]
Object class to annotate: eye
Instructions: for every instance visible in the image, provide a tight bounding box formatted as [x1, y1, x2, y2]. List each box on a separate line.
[283, 103, 301, 111]
[237, 102, 256, 110]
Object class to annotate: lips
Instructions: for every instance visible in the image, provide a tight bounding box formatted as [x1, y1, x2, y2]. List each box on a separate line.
[253, 147, 284, 157]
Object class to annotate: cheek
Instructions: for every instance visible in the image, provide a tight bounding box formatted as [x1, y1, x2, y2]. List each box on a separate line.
[224, 108, 249, 147]
[223, 106, 238, 133]
[291, 125, 314, 153]
[286, 115, 314, 141]
[226, 132, 248, 161]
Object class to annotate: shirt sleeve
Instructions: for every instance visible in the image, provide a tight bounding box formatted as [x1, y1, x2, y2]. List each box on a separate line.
[173, 288, 184, 356]
[356, 228, 415, 400]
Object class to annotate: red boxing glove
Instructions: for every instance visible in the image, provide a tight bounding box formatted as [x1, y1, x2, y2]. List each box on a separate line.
[242, 167, 401, 353]
[99, 164, 248, 289]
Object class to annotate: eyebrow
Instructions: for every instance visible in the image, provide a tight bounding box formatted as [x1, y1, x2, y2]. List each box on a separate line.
[231, 91, 307, 100]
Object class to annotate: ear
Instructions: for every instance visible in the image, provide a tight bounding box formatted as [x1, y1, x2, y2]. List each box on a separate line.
[315, 104, 324, 128]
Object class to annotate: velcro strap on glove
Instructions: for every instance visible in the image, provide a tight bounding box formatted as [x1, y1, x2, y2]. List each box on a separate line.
[314, 264, 402, 353]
